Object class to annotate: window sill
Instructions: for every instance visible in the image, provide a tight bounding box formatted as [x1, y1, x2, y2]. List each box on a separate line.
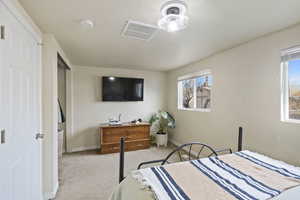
[178, 108, 211, 112]
[281, 119, 300, 124]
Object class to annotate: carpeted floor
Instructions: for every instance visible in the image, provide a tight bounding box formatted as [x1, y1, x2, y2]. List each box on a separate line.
[55, 147, 173, 200]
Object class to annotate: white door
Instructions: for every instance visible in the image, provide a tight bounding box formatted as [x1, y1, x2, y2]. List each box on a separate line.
[0, 1, 42, 200]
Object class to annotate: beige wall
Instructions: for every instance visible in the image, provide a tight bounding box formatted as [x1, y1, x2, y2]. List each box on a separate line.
[167, 24, 300, 166]
[67, 66, 167, 152]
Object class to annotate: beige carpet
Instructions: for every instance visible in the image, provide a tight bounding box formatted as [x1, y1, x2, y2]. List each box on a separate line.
[55, 147, 173, 200]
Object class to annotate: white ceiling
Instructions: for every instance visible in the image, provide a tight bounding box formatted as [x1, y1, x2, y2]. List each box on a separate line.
[19, 0, 300, 71]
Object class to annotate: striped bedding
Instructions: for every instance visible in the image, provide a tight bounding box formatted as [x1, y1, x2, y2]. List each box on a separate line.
[132, 151, 300, 200]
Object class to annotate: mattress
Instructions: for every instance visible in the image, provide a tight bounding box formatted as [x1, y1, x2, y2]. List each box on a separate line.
[110, 151, 300, 200]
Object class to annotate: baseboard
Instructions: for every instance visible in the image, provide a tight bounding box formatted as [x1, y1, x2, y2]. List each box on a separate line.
[70, 145, 99, 153]
[43, 181, 59, 200]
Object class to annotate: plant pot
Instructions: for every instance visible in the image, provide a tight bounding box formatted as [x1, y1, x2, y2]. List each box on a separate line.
[156, 132, 168, 147]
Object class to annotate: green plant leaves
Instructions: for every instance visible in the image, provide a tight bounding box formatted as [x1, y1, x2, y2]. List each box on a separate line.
[149, 110, 176, 133]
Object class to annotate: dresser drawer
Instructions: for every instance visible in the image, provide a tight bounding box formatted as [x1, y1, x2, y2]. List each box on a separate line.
[126, 126, 149, 141]
[101, 126, 150, 143]
[126, 140, 150, 151]
[102, 127, 128, 143]
[101, 143, 120, 154]
[100, 124, 151, 154]
[100, 139, 150, 154]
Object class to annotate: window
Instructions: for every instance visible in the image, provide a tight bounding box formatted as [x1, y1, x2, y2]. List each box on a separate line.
[281, 46, 300, 123]
[178, 70, 212, 111]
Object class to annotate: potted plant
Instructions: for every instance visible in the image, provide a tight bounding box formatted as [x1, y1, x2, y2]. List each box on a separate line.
[149, 110, 175, 147]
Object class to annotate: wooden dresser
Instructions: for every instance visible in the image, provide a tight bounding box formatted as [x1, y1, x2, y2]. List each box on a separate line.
[99, 123, 150, 154]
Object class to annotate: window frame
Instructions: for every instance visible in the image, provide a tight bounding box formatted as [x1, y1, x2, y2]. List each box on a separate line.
[281, 46, 300, 124]
[177, 70, 212, 112]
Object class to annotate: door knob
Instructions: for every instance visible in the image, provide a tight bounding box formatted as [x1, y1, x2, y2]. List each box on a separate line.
[35, 133, 45, 140]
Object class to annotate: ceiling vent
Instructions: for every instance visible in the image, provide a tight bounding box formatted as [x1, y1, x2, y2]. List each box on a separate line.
[122, 20, 158, 41]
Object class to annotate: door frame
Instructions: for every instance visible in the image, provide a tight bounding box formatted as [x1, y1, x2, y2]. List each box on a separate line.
[42, 35, 73, 199]
[1, 0, 42, 41]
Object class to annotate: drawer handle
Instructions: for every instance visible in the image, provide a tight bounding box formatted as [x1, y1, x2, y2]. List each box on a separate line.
[112, 146, 119, 150]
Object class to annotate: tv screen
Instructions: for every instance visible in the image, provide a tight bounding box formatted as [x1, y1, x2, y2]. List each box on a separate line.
[102, 76, 144, 101]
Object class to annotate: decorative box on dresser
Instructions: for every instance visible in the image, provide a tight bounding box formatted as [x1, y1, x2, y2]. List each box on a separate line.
[99, 123, 151, 154]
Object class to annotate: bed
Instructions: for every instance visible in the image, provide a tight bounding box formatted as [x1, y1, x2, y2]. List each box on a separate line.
[110, 150, 300, 200]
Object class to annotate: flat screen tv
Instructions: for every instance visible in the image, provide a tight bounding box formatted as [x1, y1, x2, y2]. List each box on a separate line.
[102, 76, 144, 101]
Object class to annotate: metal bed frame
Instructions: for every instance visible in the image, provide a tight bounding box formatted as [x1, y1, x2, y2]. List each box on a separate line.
[119, 126, 244, 183]
[138, 142, 219, 169]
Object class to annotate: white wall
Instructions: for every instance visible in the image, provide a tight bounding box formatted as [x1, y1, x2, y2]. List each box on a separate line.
[42, 34, 72, 199]
[67, 66, 167, 152]
[167, 24, 300, 166]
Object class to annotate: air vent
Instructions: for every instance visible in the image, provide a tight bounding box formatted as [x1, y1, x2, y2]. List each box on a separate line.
[122, 20, 158, 41]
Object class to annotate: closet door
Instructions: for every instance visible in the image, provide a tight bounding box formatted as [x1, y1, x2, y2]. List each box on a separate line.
[0, 1, 42, 200]
[0, 3, 10, 199]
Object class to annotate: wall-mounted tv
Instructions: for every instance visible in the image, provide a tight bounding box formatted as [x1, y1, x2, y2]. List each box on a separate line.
[102, 76, 144, 101]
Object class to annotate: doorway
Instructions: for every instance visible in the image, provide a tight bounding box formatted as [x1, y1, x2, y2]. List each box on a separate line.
[57, 53, 70, 183]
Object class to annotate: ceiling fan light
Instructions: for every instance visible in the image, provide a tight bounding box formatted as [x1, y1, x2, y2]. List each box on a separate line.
[168, 21, 179, 32]
[158, 0, 189, 32]
[160, 0, 188, 17]
[158, 14, 189, 32]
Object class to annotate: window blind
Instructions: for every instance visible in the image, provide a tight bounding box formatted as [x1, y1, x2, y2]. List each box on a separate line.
[177, 70, 211, 81]
[281, 46, 300, 61]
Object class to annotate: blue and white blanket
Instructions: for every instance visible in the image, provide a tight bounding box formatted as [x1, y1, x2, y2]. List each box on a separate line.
[133, 151, 300, 200]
